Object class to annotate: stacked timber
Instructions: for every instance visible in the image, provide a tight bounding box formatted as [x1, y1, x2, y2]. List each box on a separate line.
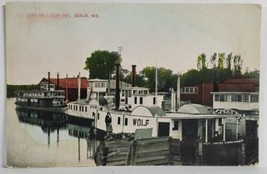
[169, 138, 182, 165]
[126, 137, 175, 166]
[94, 136, 182, 166]
[94, 140, 131, 166]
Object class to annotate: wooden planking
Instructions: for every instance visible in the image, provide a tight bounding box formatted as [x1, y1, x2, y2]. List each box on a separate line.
[137, 149, 170, 158]
[135, 159, 173, 166]
[137, 142, 169, 151]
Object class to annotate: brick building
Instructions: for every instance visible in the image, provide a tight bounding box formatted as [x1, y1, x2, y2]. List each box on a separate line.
[39, 76, 88, 101]
[180, 78, 259, 107]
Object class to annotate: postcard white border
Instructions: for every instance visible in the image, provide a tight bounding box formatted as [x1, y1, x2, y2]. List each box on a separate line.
[1, 0, 267, 174]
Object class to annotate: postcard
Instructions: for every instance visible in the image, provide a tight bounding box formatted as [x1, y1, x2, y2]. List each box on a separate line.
[4, 2, 261, 168]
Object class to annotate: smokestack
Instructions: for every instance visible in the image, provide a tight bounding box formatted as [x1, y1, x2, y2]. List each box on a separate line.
[131, 65, 136, 87]
[48, 72, 50, 91]
[66, 74, 68, 101]
[115, 63, 121, 109]
[57, 72, 59, 90]
[213, 70, 219, 92]
[177, 74, 181, 109]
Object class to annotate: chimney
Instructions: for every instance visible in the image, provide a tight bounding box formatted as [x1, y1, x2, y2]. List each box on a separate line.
[115, 63, 121, 109]
[57, 72, 59, 90]
[131, 65, 136, 87]
[213, 70, 219, 92]
[48, 72, 50, 91]
[176, 74, 181, 109]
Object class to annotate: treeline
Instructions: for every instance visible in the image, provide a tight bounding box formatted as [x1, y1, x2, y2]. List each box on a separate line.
[7, 84, 38, 98]
[85, 50, 260, 92]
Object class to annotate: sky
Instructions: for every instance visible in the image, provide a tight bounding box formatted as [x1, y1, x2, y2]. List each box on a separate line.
[5, 3, 261, 85]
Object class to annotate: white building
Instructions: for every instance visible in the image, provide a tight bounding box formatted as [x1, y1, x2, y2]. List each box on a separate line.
[211, 92, 259, 111]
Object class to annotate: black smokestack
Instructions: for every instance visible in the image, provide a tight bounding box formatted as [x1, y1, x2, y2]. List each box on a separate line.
[131, 65, 136, 87]
[57, 72, 59, 90]
[213, 69, 218, 92]
[48, 72, 50, 91]
[115, 63, 120, 109]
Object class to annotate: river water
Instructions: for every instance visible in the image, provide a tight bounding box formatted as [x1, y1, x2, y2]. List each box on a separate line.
[6, 98, 98, 168]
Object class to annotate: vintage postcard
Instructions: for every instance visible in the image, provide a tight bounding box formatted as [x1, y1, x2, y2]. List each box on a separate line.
[5, 2, 261, 168]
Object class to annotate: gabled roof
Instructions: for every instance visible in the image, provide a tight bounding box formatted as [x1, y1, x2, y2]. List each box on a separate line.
[39, 77, 88, 89]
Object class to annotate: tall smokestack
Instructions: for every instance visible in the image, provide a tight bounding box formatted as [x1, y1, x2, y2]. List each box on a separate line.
[177, 74, 181, 109]
[48, 72, 50, 91]
[131, 65, 136, 87]
[213, 70, 218, 92]
[115, 63, 121, 109]
[66, 74, 68, 101]
[57, 72, 59, 90]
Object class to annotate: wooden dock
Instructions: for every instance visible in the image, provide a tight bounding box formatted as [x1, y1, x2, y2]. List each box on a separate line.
[94, 137, 181, 166]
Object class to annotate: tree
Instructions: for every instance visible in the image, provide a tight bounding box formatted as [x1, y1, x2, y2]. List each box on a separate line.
[226, 53, 233, 70]
[233, 55, 243, 77]
[218, 53, 225, 69]
[197, 53, 207, 70]
[84, 50, 121, 79]
[210, 53, 217, 68]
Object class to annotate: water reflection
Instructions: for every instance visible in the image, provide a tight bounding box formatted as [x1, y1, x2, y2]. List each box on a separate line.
[15, 107, 99, 164]
[66, 117, 99, 161]
[16, 108, 67, 147]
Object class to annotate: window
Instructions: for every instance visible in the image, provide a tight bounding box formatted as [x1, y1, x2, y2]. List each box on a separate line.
[153, 97, 156, 105]
[101, 82, 105, 87]
[243, 95, 249, 102]
[97, 113, 100, 120]
[125, 118, 128, 126]
[134, 97, 137, 104]
[85, 107, 87, 112]
[181, 87, 199, 94]
[215, 94, 219, 101]
[117, 117, 121, 125]
[251, 94, 259, 102]
[140, 97, 143, 104]
[173, 121, 179, 130]
[219, 94, 227, 102]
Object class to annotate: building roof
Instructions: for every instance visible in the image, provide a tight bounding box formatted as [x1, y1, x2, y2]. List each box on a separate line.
[223, 78, 258, 84]
[40, 77, 88, 89]
[178, 104, 211, 114]
[131, 106, 166, 117]
[88, 78, 108, 82]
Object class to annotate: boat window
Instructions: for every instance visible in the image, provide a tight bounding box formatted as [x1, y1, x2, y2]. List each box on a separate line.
[117, 117, 121, 125]
[140, 97, 143, 104]
[124, 118, 128, 126]
[173, 121, 179, 130]
[153, 97, 156, 105]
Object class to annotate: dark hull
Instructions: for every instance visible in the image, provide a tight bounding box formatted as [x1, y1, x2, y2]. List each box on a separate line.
[15, 104, 67, 113]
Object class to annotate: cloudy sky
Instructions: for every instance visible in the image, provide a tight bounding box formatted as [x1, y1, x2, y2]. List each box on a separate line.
[5, 3, 261, 84]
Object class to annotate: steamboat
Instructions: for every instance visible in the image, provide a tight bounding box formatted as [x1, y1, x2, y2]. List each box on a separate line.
[15, 72, 67, 112]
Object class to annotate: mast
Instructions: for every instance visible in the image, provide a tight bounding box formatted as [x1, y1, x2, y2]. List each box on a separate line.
[155, 61, 158, 98]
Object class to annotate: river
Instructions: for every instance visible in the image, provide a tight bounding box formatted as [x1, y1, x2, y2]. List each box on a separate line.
[6, 98, 98, 168]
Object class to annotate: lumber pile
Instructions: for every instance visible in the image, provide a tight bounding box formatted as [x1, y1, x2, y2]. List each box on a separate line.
[94, 135, 182, 166]
[126, 137, 174, 166]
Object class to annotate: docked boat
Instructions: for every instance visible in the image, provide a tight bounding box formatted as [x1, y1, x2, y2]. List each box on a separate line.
[66, 64, 245, 143]
[15, 72, 67, 112]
